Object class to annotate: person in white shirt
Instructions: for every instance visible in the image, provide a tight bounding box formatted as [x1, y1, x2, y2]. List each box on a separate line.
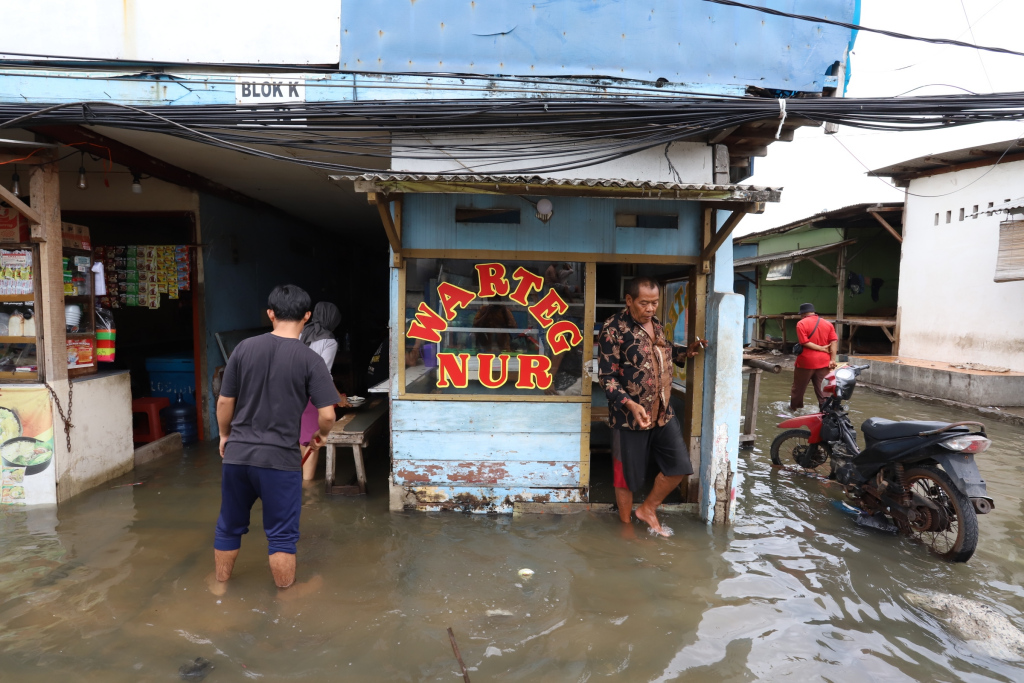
[299, 302, 347, 480]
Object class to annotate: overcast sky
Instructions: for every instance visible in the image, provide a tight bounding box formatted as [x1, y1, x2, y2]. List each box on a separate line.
[737, 0, 1024, 236]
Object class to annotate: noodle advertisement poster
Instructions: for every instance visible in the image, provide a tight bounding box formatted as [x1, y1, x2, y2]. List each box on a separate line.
[0, 386, 56, 506]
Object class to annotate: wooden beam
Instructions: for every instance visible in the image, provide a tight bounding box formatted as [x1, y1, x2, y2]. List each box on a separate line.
[868, 209, 903, 243]
[708, 126, 739, 144]
[683, 205, 713, 505]
[0, 182, 42, 225]
[700, 209, 746, 271]
[29, 162, 67, 382]
[374, 196, 402, 261]
[805, 256, 836, 279]
[835, 245, 847, 353]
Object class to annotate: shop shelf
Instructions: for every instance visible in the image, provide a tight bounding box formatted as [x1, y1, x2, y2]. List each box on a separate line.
[0, 295, 35, 303]
[0, 336, 36, 344]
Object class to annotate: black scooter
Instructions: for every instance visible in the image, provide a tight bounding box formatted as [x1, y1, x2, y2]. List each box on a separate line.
[771, 364, 993, 563]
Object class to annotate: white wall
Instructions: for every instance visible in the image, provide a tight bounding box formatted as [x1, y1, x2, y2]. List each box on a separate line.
[1, 0, 340, 65]
[392, 137, 715, 184]
[899, 158, 1024, 371]
[55, 372, 135, 503]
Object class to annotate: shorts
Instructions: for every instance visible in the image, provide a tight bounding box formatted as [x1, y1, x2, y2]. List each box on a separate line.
[214, 464, 302, 555]
[611, 419, 693, 492]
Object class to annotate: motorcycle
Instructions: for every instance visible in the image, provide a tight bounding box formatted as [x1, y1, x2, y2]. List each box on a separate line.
[770, 364, 993, 563]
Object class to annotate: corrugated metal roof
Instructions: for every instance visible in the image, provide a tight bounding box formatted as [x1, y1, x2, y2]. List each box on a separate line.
[735, 202, 903, 244]
[733, 238, 858, 270]
[870, 139, 1024, 179]
[334, 173, 782, 202]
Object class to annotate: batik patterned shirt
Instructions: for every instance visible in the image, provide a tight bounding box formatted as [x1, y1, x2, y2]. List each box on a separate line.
[598, 309, 690, 430]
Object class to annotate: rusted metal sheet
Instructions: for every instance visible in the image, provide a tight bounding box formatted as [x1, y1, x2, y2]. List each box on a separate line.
[393, 459, 580, 487]
[395, 485, 585, 513]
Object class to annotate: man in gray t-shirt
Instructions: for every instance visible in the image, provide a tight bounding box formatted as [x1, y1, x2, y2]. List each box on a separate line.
[211, 285, 338, 594]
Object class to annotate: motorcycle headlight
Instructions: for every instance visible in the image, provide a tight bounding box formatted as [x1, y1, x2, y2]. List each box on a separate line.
[835, 367, 855, 382]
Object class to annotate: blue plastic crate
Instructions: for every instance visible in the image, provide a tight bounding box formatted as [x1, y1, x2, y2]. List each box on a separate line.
[146, 353, 196, 405]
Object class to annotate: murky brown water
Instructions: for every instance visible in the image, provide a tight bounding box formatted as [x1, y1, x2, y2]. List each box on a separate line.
[1, 373, 1023, 681]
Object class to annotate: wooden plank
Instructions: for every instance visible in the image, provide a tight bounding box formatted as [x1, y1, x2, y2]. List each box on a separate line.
[393, 459, 580, 487]
[834, 244, 847, 353]
[397, 264, 406, 396]
[0, 295, 34, 303]
[742, 368, 761, 444]
[514, 502, 699, 515]
[399, 393, 589, 403]
[869, 209, 903, 243]
[29, 162, 66, 382]
[376, 198, 402, 254]
[399, 486, 585, 511]
[805, 256, 836, 279]
[401, 249, 699, 265]
[581, 262, 596, 398]
[700, 208, 745, 272]
[0, 183, 42, 225]
[682, 206, 712, 504]
[393, 400, 582, 432]
[393, 431, 582, 461]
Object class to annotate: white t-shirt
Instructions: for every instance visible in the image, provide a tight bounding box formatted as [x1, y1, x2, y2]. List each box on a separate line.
[308, 338, 338, 371]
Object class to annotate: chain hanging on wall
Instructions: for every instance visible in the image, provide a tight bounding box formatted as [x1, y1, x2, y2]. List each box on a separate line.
[44, 381, 74, 454]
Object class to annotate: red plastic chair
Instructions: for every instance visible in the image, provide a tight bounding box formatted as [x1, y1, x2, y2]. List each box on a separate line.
[133, 397, 170, 443]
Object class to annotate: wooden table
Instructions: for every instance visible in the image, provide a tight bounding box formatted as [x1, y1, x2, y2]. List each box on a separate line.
[835, 316, 897, 354]
[324, 398, 389, 495]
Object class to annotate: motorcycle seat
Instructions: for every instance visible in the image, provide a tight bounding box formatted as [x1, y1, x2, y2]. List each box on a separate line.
[861, 417, 956, 441]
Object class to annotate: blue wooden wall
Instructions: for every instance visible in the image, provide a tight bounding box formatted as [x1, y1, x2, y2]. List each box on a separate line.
[402, 194, 702, 256]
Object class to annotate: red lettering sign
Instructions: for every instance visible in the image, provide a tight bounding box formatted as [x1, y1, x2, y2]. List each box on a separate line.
[527, 289, 568, 329]
[546, 320, 583, 354]
[437, 282, 476, 321]
[515, 354, 553, 390]
[475, 263, 510, 298]
[406, 302, 448, 343]
[436, 353, 471, 388]
[477, 354, 511, 388]
[508, 266, 544, 306]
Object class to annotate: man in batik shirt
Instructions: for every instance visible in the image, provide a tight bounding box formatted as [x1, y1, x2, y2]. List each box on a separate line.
[598, 277, 706, 536]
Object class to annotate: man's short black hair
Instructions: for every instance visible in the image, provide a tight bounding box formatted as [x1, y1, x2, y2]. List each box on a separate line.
[625, 276, 660, 300]
[267, 284, 311, 322]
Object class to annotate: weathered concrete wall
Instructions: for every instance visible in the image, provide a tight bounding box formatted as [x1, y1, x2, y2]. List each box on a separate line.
[850, 356, 1024, 407]
[55, 371, 134, 503]
[900, 159, 1024, 372]
[700, 211, 743, 524]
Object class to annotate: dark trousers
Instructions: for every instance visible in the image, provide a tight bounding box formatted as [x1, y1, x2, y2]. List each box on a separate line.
[791, 366, 830, 410]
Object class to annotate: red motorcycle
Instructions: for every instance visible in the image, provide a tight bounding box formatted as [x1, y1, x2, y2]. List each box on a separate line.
[770, 364, 994, 562]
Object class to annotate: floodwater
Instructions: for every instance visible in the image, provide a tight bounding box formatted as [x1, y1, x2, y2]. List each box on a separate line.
[1, 374, 1024, 682]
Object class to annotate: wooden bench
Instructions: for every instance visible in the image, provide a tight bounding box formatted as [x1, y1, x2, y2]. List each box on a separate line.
[324, 398, 388, 496]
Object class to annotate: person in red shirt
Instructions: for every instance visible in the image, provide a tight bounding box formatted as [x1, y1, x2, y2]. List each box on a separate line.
[791, 303, 838, 410]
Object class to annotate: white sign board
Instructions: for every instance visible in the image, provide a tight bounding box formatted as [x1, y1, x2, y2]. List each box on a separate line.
[235, 77, 306, 105]
[0, 1, 340, 65]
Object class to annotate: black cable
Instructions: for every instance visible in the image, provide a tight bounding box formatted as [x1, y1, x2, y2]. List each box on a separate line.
[3, 92, 1024, 175]
[702, 0, 1024, 58]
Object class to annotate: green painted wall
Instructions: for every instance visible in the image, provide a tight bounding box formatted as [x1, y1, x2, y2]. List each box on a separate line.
[755, 229, 900, 341]
[755, 225, 843, 254]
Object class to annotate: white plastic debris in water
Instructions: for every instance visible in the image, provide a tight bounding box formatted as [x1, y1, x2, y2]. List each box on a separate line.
[486, 609, 514, 616]
[485, 646, 503, 657]
[518, 568, 534, 578]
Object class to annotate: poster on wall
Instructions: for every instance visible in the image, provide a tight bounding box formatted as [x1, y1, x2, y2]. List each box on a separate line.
[0, 386, 56, 506]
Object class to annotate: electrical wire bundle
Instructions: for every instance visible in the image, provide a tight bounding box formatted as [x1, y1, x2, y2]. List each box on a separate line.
[3, 92, 1024, 174]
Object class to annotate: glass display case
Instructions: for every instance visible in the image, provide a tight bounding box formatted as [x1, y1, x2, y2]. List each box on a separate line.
[63, 246, 97, 378]
[0, 246, 41, 381]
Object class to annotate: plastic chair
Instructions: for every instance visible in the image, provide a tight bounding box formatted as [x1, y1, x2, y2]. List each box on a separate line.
[133, 397, 170, 443]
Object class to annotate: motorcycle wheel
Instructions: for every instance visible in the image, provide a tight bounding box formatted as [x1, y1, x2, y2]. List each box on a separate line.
[904, 466, 979, 563]
[770, 429, 832, 477]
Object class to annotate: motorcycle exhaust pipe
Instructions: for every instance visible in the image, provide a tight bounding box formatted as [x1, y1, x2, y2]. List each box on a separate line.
[971, 497, 994, 514]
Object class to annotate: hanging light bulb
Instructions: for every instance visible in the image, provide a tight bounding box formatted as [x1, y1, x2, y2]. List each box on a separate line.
[131, 172, 142, 194]
[10, 168, 19, 197]
[77, 152, 88, 190]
